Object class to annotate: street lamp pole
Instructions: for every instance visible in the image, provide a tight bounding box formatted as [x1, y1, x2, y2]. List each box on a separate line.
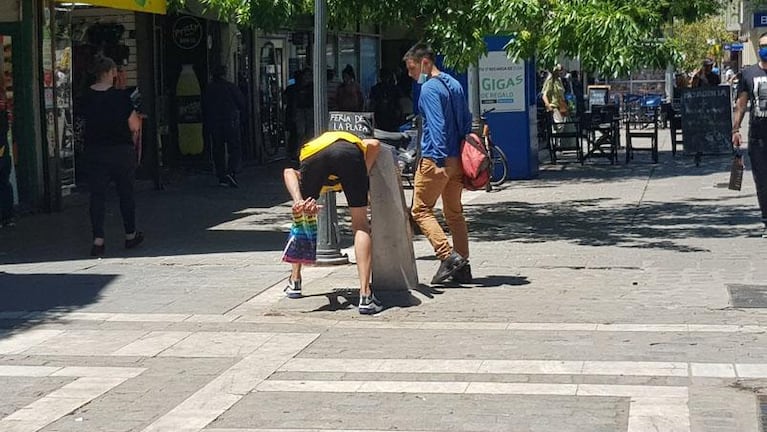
[313, 0, 348, 265]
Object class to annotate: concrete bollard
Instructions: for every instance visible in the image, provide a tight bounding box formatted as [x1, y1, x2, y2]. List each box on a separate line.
[369, 144, 419, 302]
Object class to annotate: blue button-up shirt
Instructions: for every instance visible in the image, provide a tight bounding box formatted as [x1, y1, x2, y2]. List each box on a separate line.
[418, 73, 472, 163]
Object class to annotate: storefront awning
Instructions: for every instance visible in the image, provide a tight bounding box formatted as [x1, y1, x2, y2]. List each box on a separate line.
[58, 0, 166, 15]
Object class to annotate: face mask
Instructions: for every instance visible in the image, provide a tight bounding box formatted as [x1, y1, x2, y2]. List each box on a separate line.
[417, 62, 429, 84]
[759, 47, 767, 61]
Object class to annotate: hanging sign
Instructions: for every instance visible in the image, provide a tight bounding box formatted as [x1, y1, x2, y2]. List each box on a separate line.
[57, 0, 167, 15]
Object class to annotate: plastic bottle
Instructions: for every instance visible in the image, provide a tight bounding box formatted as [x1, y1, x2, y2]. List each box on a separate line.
[176, 64, 203, 155]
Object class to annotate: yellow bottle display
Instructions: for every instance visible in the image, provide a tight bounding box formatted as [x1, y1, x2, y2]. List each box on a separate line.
[176, 64, 203, 155]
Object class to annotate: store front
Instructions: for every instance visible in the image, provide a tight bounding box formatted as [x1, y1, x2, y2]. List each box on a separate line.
[255, 28, 381, 163]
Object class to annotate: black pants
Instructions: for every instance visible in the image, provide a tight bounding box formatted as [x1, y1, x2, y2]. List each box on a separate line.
[87, 147, 137, 239]
[209, 119, 242, 181]
[749, 135, 767, 225]
[0, 155, 13, 222]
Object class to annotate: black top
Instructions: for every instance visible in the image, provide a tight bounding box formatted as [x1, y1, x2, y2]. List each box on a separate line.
[82, 88, 134, 149]
[202, 77, 246, 124]
[737, 64, 767, 124]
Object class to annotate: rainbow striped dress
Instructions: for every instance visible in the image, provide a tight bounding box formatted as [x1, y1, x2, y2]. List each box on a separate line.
[281, 210, 318, 264]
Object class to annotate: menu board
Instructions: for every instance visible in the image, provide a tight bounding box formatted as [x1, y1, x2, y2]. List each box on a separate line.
[681, 87, 732, 155]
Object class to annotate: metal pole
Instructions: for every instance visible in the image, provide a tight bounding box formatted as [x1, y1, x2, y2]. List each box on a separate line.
[313, 0, 348, 265]
[468, 63, 480, 127]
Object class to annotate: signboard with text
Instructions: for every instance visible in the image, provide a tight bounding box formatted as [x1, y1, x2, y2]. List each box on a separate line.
[478, 51, 526, 113]
[80, 0, 166, 14]
[328, 111, 374, 138]
[755, 12, 767, 28]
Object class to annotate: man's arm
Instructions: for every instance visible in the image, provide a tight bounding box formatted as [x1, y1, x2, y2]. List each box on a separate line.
[732, 91, 749, 148]
[419, 86, 448, 158]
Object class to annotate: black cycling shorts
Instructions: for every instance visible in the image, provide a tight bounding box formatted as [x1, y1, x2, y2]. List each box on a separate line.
[300, 140, 369, 207]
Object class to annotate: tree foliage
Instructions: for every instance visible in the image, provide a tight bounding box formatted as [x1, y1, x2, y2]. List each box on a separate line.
[182, 0, 726, 76]
[667, 18, 734, 73]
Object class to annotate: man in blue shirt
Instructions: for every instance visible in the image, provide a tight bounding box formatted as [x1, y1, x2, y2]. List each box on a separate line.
[403, 43, 473, 284]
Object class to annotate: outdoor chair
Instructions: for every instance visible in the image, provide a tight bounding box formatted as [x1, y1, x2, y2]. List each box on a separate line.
[548, 115, 583, 165]
[583, 104, 620, 164]
[625, 105, 659, 164]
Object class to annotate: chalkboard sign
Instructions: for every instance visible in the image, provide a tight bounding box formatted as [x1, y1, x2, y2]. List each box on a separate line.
[681, 87, 732, 155]
[587, 86, 610, 108]
[328, 111, 374, 138]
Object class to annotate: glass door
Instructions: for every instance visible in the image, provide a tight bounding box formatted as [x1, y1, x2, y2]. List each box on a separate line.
[0, 34, 17, 206]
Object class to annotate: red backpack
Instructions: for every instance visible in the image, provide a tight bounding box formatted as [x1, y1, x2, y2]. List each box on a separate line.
[460, 132, 491, 190]
[436, 77, 491, 190]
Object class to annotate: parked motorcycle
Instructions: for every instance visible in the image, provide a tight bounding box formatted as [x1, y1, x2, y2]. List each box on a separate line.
[358, 116, 419, 188]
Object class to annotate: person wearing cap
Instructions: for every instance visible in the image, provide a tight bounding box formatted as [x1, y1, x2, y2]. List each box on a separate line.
[692, 59, 721, 88]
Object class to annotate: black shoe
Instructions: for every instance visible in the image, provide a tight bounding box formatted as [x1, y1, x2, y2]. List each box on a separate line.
[226, 174, 238, 188]
[90, 243, 105, 257]
[125, 232, 144, 249]
[451, 263, 473, 284]
[431, 251, 467, 284]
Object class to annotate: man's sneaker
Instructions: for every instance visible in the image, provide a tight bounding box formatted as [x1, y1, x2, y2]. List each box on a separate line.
[358, 294, 383, 315]
[226, 174, 239, 188]
[431, 251, 467, 284]
[284, 279, 302, 298]
[451, 263, 473, 284]
[762, 225, 767, 238]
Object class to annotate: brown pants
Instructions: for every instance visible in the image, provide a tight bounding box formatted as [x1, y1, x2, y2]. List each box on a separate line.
[411, 157, 469, 260]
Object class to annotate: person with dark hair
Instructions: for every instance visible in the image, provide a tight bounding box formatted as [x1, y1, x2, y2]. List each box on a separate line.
[81, 55, 143, 256]
[368, 68, 403, 131]
[284, 69, 304, 161]
[570, 70, 585, 116]
[282, 132, 383, 314]
[0, 109, 14, 228]
[336, 64, 364, 111]
[294, 68, 315, 147]
[733, 31, 767, 238]
[692, 58, 721, 88]
[402, 42, 472, 284]
[202, 64, 246, 187]
[326, 68, 340, 111]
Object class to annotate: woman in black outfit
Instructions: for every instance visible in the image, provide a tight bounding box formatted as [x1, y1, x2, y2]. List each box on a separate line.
[82, 55, 143, 256]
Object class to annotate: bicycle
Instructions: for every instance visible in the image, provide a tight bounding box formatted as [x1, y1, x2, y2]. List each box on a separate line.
[478, 108, 509, 190]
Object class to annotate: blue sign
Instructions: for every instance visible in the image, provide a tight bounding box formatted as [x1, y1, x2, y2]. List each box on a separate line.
[730, 42, 744, 52]
[755, 12, 767, 28]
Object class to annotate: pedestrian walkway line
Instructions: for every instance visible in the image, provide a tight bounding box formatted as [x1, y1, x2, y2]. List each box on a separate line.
[255, 380, 689, 432]
[0, 366, 146, 432]
[278, 358, 759, 378]
[4, 310, 767, 335]
[140, 333, 319, 432]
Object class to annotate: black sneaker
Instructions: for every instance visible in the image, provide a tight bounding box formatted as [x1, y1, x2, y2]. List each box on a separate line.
[125, 232, 144, 249]
[451, 263, 473, 284]
[431, 251, 467, 284]
[762, 225, 767, 239]
[226, 174, 239, 188]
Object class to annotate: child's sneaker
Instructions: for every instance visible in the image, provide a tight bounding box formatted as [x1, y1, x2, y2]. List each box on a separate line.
[358, 294, 383, 315]
[284, 279, 302, 299]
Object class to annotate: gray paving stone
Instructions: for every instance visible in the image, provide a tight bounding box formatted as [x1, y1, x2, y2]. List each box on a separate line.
[212, 392, 629, 432]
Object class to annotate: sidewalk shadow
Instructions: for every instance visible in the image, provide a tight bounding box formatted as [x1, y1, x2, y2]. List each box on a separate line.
[413, 275, 530, 299]
[0, 165, 302, 265]
[302, 288, 422, 312]
[0, 272, 113, 336]
[464, 194, 758, 253]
